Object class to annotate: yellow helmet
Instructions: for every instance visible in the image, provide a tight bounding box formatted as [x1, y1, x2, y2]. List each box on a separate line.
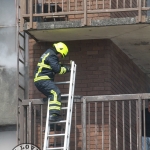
[53, 42, 68, 58]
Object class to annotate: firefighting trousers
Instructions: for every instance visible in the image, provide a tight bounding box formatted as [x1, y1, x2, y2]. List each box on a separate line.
[34, 80, 61, 115]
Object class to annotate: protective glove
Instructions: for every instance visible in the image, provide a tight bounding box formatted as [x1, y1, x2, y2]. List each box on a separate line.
[64, 65, 71, 73]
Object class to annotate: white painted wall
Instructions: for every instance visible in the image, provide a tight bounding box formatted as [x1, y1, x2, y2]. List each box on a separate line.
[0, 131, 17, 150]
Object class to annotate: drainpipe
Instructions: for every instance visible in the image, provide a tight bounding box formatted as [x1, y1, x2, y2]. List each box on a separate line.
[138, 0, 142, 23]
[83, 0, 87, 26]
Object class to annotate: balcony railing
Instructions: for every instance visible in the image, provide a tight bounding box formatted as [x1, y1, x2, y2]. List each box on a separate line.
[20, 0, 150, 30]
[18, 93, 150, 150]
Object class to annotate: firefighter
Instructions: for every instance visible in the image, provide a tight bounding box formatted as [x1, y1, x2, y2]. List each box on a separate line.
[34, 42, 71, 122]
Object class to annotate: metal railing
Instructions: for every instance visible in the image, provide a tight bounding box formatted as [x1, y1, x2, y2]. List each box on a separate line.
[18, 93, 150, 150]
[20, 0, 150, 30]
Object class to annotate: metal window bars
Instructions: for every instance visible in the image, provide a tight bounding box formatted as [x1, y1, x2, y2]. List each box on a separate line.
[18, 93, 150, 150]
[20, 0, 150, 31]
[19, 0, 150, 30]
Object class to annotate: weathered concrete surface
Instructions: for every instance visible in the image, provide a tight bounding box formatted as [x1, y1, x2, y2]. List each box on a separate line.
[0, 68, 17, 125]
[24, 20, 82, 31]
[0, 0, 17, 125]
[24, 17, 149, 30]
[33, 20, 82, 29]
[91, 17, 137, 26]
[0, 0, 16, 26]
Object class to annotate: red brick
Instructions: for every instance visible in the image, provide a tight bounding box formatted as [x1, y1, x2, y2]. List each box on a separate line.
[28, 39, 149, 150]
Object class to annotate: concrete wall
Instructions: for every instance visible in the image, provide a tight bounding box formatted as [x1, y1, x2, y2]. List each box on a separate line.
[28, 39, 149, 149]
[0, 1, 18, 149]
[0, 126, 17, 150]
[0, 0, 17, 125]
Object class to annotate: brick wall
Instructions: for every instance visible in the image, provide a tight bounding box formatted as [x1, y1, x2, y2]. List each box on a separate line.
[109, 40, 148, 94]
[29, 39, 113, 99]
[28, 38, 149, 149]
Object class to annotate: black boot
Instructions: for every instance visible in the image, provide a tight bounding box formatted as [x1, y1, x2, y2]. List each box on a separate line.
[49, 114, 62, 122]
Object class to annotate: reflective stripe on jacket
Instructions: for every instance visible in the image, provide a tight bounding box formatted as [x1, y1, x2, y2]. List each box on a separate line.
[34, 48, 67, 82]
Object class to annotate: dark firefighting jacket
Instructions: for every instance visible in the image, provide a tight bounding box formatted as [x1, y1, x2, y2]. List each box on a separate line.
[34, 48, 67, 82]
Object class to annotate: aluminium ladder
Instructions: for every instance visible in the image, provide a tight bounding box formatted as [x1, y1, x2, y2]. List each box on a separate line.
[43, 61, 77, 150]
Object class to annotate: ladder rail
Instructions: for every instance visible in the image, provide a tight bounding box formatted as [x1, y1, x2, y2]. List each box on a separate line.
[68, 64, 76, 149]
[64, 61, 76, 150]
[17, 30, 29, 144]
[43, 101, 50, 150]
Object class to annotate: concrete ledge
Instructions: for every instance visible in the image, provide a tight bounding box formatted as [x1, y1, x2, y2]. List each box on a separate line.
[91, 17, 137, 26]
[24, 20, 82, 30]
[24, 17, 150, 30]
[0, 125, 16, 131]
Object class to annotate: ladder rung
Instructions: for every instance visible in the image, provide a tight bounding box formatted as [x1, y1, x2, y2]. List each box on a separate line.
[48, 133, 65, 137]
[19, 85, 25, 90]
[61, 94, 69, 97]
[55, 81, 70, 84]
[19, 58, 25, 64]
[61, 107, 67, 110]
[19, 32, 25, 38]
[47, 147, 64, 150]
[50, 120, 66, 124]
[19, 45, 25, 51]
[18, 98, 22, 102]
[19, 72, 24, 77]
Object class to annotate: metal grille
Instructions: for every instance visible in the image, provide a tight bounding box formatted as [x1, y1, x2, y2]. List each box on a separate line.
[18, 93, 150, 150]
[19, 0, 150, 29]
